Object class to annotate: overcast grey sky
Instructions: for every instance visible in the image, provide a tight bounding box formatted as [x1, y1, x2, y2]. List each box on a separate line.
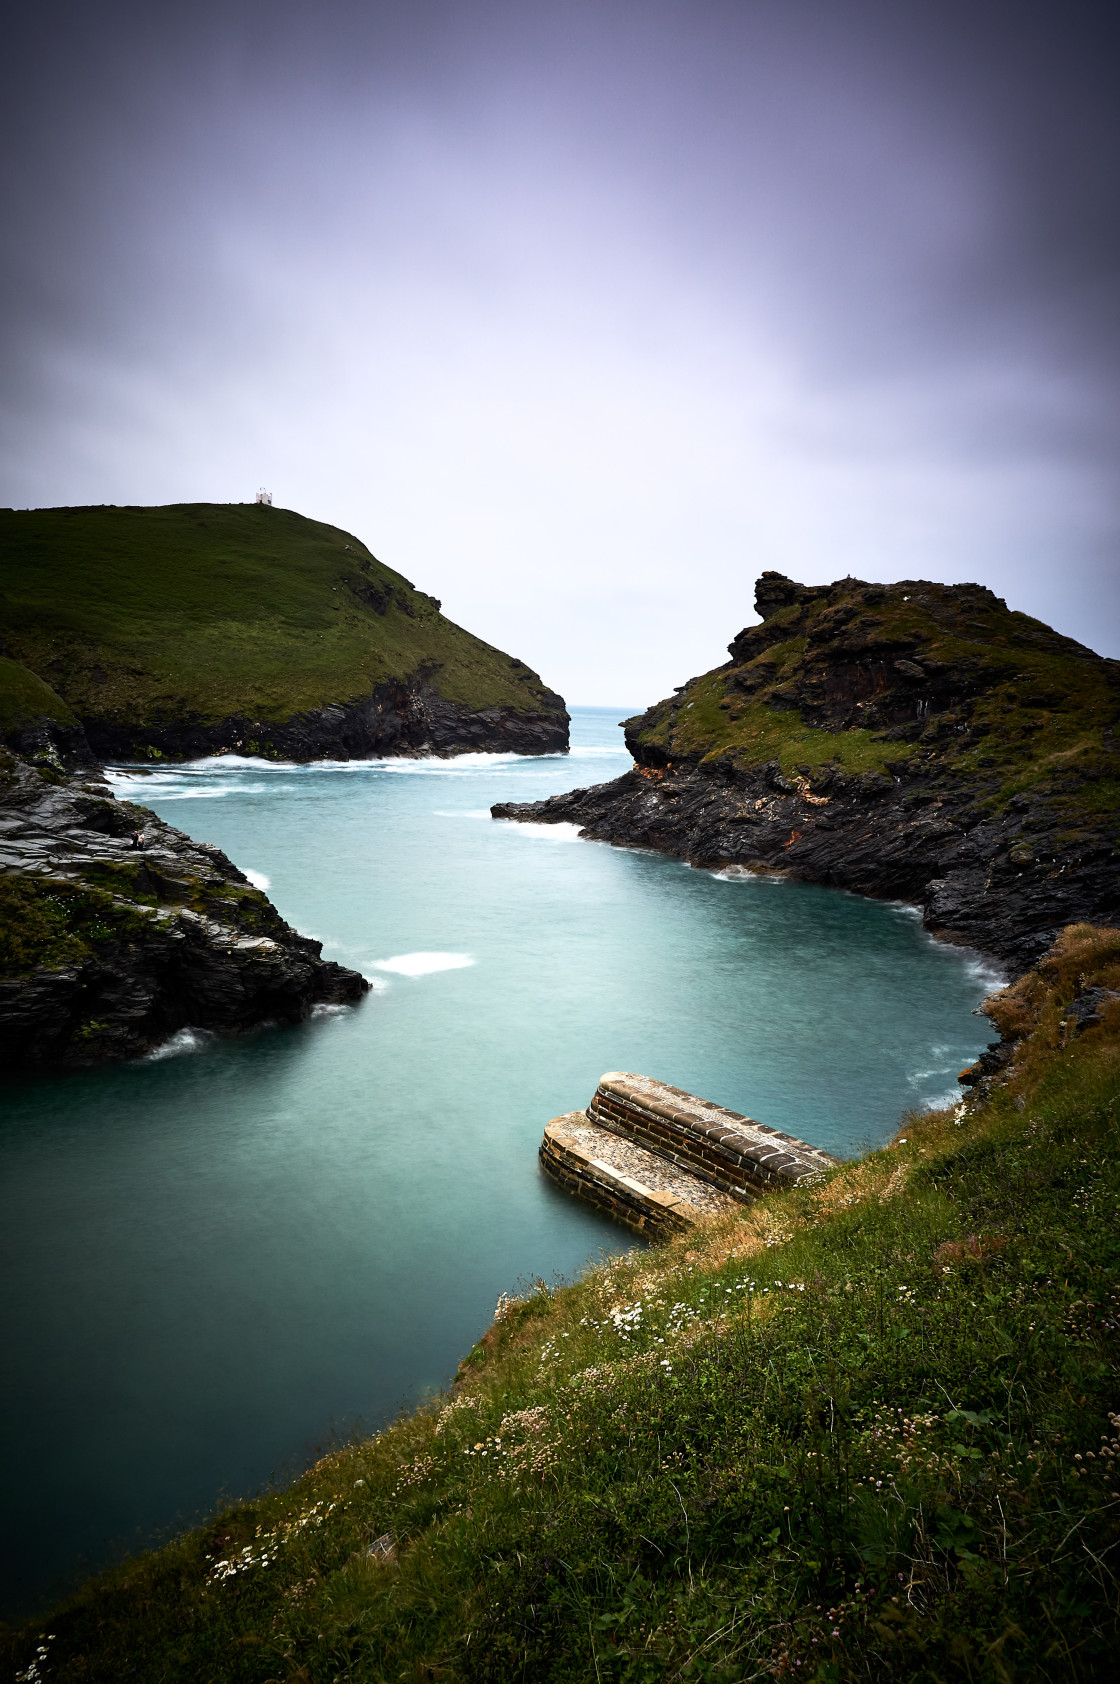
[2, 0, 1118, 702]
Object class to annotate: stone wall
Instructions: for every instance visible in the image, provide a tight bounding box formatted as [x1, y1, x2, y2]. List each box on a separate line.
[540, 1116, 700, 1239]
[589, 1072, 838, 1200]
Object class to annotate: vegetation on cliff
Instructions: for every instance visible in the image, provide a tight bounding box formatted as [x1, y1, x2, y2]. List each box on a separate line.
[0, 751, 366, 1064]
[0, 656, 77, 737]
[0, 502, 566, 757]
[9, 926, 1119, 1681]
[632, 573, 1119, 819]
[493, 575, 1119, 965]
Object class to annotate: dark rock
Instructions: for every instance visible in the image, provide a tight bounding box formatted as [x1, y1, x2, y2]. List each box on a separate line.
[1063, 986, 1120, 1035]
[0, 753, 368, 1067]
[492, 574, 1119, 968]
[83, 676, 569, 764]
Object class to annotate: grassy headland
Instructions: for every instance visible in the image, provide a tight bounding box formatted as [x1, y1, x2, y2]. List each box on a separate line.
[633, 576, 1120, 820]
[0, 503, 563, 754]
[494, 575, 1118, 965]
[8, 926, 1119, 1680]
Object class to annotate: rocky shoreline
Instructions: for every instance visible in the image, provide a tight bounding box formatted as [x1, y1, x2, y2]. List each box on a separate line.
[0, 735, 367, 1068]
[493, 573, 1119, 970]
[81, 675, 570, 764]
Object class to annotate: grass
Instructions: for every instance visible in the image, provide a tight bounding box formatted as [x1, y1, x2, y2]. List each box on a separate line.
[639, 674, 912, 779]
[7, 926, 1120, 1682]
[0, 503, 560, 735]
[0, 657, 76, 733]
[630, 580, 1120, 815]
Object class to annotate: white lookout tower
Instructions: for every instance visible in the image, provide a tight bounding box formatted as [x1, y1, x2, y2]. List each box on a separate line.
[255, 488, 273, 506]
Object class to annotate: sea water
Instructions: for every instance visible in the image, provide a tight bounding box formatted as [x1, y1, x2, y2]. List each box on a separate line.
[0, 708, 1001, 1614]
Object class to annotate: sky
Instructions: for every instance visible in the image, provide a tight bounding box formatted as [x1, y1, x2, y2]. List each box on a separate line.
[2, 0, 1118, 704]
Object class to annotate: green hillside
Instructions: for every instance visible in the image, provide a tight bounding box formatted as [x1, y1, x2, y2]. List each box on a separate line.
[0, 502, 559, 737]
[630, 575, 1120, 816]
[8, 926, 1120, 1680]
[0, 656, 76, 734]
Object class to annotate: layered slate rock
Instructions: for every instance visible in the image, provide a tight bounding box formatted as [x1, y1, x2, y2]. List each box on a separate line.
[0, 749, 368, 1066]
[539, 1075, 837, 1238]
[493, 573, 1120, 967]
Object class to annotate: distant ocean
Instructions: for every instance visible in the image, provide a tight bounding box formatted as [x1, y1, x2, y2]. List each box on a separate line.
[0, 706, 1000, 1615]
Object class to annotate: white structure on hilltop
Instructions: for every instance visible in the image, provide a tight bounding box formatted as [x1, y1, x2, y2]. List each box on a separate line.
[255, 488, 273, 506]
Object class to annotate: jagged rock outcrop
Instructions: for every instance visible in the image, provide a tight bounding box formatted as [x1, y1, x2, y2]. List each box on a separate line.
[493, 573, 1120, 967]
[0, 749, 367, 1067]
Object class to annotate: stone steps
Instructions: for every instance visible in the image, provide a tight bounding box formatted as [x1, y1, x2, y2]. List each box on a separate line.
[540, 1074, 838, 1239]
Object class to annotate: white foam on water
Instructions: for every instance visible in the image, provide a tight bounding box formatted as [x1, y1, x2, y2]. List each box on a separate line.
[433, 809, 493, 819]
[105, 768, 275, 800]
[908, 1064, 957, 1083]
[371, 951, 476, 977]
[495, 820, 585, 843]
[243, 869, 270, 891]
[375, 752, 546, 775]
[922, 1088, 965, 1112]
[709, 864, 788, 884]
[151, 786, 275, 800]
[310, 1001, 352, 1019]
[965, 954, 1007, 992]
[142, 1028, 211, 1061]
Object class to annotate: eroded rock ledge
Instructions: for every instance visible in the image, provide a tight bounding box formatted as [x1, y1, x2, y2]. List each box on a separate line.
[494, 573, 1120, 967]
[0, 746, 367, 1067]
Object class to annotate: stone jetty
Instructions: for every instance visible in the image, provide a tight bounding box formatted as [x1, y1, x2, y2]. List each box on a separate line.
[540, 1072, 839, 1239]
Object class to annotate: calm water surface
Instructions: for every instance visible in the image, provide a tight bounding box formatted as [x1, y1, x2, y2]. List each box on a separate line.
[0, 708, 1000, 1614]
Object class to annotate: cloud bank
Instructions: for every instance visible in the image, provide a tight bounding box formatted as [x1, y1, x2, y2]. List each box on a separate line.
[2, 0, 1117, 701]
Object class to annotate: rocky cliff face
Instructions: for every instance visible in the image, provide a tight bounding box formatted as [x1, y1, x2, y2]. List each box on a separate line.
[493, 574, 1120, 967]
[83, 675, 570, 762]
[0, 746, 367, 1067]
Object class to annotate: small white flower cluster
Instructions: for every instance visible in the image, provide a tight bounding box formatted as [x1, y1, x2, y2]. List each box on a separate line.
[434, 1393, 476, 1435]
[567, 1362, 618, 1397]
[897, 1285, 918, 1305]
[205, 1499, 340, 1584]
[461, 1405, 558, 1481]
[494, 1291, 523, 1323]
[608, 1302, 645, 1340]
[394, 1454, 436, 1495]
[15, 1634, 54, 1683]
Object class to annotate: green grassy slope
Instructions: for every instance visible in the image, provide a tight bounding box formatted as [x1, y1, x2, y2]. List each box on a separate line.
[0, 503, 557, 728]
[9, 927, 1120, 1682]
[0, 656, 76, 733]
[632, 577, 1120, 817]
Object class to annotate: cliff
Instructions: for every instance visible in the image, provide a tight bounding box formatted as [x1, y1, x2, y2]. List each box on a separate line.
[0, 743, 367, 1067]
[0, 502, 569, 759]
[494, 573, 1120, 965]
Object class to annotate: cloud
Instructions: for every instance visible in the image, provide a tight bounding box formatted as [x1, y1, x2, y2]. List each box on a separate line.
[2, 0, 1117, 704]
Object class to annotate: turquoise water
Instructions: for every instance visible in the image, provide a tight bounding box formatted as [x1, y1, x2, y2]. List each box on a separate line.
[0, 708, 1000, 1615]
